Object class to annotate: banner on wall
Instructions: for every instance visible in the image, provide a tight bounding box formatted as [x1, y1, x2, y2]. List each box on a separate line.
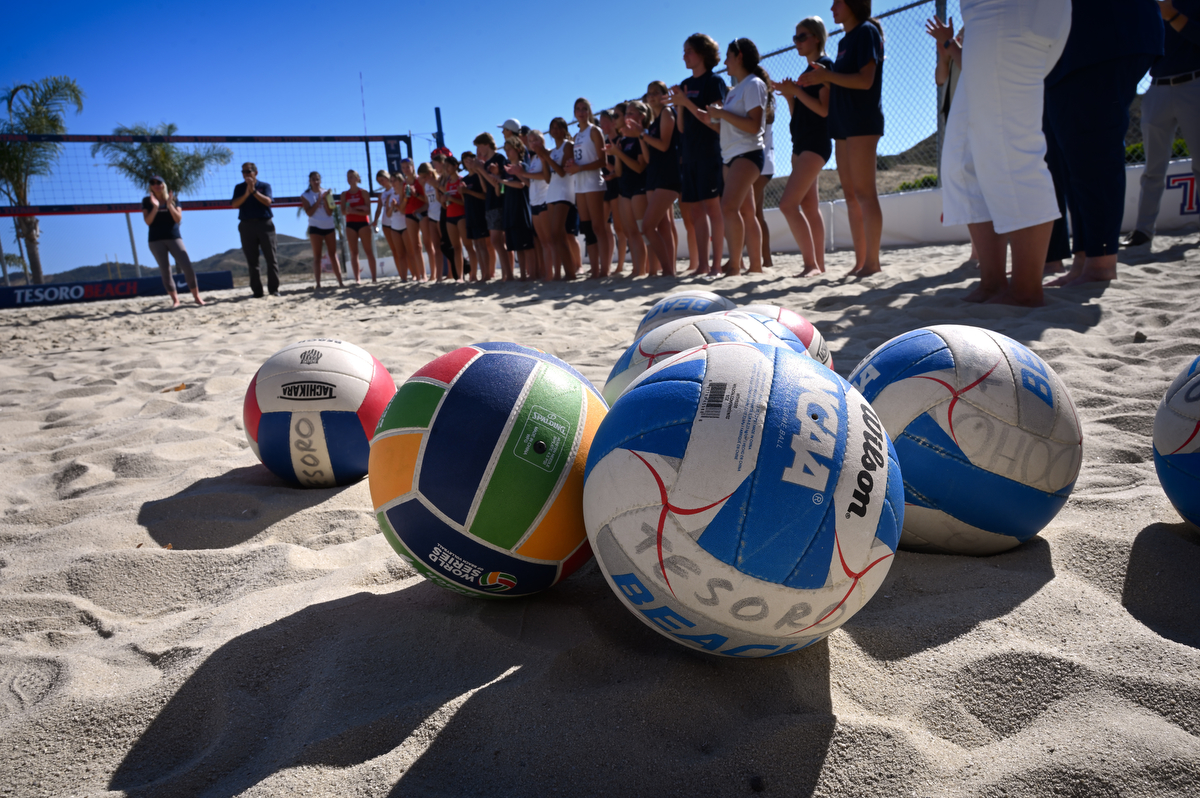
[0, 271, 234, 309]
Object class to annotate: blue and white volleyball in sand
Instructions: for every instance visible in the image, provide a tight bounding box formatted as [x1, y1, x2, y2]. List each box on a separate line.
[849, 325, 1082, 555]
[633, 289, 737, 339]
[583, 342, 903, 658]
[602, 311, 811, 406]
[1153, 355, 1200, 528]
[741, 303, 834, 370]
[243, 339, 396, 487]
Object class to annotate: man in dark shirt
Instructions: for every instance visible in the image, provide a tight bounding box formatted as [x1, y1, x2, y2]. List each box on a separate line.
[230, 162, 279, 297]
[1126, 0, 1200, 247]
[473, 132, 512, 279]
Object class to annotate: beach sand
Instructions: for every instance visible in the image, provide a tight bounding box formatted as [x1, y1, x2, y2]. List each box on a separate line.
[1, 234, 1198, 798]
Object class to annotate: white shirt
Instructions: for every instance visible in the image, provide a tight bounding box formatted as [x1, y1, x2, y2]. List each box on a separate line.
[547, 142, 576, 205]
[527, 155, 549, 207]
[424, 180, 441, 222]
[302, 188, 335, 229]
[719, 75, 768, 162]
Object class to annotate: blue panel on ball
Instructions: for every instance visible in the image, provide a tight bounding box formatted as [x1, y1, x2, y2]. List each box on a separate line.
[421, 353, 535, 525]
[321, 410, 369, 483]
[1154, 449, 1200, 526]
[257, 412, 297, 483]
[385, 498, 559, 595]
[607, 337, 644, 384]
[622, 423, 695, 462]
[896, 412, 1071, 541]
[876, 447, 905, 552]
[725, 347, 845, 585]
[760, 319, 808, 354]
[695, 473, 754, 566]
[850, 329, 953, 402]
[585, 380, 703, 481]
[474, 342, 605, 405]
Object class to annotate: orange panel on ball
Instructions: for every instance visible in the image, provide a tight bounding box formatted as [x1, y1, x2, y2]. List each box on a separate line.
[368, 433, 422, 508]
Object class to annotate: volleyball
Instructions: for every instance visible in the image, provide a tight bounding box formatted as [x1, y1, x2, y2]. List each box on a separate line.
[369, 342, 607, 598]
[741, 303, 834, 370]
[633, 290, 737, 339]
[243, 339, 396, 487]
[602, 311, 811, 406]
[583, 341, 903, 658]
[1152, 355, 1200, 528]
[849, 325, 1083, 555]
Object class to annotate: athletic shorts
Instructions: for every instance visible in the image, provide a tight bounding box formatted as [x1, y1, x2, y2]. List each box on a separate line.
[307, 226, 336, 237]
[828, 109, 885, 141]
[406, 212, 427, 223]
[680, 154, 723, 203]
[346, 220, 369, 231]
[485, 208, 504, 232]
[646, 160, 682, 194]
[531, 203, 547, 216]
[563, 203, 580, 236]
[505, 222, 535, 252]
[467, 214, 488, 240]
[604, 179, 620, 202]
[725, 149, 765, 171]
[793, 137, 832, 162]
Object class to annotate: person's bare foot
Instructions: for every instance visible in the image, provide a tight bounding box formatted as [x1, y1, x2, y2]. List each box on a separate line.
[1062, 268, 1115, 287]
[1043, 260, 1064, 276]
[985, 288, 1044, 307]
[169, 294, 181, 309]
[854, 263, 881, 278]
[799, 264, 823, 277]
[192, 294, 205, 306]
[962, 283, 1000, 303]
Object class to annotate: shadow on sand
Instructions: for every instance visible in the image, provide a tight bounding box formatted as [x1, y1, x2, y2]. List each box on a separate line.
[1122, 521, 1200, 649]
[111, 563, 836, 797]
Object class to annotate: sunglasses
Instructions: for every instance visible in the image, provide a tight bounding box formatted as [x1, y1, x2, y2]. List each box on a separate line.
[793, 32, 810, 43]
[241, 169, 254, 175]
[149, 179, 163, 186]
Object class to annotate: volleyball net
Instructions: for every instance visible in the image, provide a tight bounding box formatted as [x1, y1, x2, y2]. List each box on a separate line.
[0, 134, 414, 217]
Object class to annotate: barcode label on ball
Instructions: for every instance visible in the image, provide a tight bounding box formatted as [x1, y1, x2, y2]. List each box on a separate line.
[701, 382, 727, 419]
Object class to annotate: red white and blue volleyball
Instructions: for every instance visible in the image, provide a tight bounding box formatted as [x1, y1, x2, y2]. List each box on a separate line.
[849, 325, 1083, 555]
[1153, 355, 1200, 528]
[243, 339, 396, 487]
[741, 303, 834, 370]
[603, 310, 812, 406]
[583, 341, 903, 658]
[633, 289, 737, 339]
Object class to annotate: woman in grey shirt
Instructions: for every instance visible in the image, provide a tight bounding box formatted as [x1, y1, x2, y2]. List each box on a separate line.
[142, 176, 204, 307]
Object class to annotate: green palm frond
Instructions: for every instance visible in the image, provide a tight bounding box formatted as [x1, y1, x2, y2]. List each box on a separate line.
[90, 122, 232, 197]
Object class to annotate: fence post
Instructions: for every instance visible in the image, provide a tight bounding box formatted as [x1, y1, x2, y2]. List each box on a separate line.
[0, 232, 8, 287]
[935, 0, 948, 186]
[124, 212, 142, 278]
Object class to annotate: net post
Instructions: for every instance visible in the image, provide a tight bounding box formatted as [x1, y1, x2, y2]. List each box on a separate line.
[124, 212, 142, 277]
[0, 233, 8, 287]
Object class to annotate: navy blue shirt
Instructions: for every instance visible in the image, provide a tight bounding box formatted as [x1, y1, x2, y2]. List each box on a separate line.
[142, 197, 181, 241]
[791, 56, 835, 153]
[232, 180, 273, 220]
[679, 70, 727, 160]
[829, 21, 885, 139]
[1047, 0, 1163, 85]
[1152, 0, 1200, 78]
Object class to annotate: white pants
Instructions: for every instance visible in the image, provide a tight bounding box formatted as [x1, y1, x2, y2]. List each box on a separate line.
[941, 0, 1072, 235]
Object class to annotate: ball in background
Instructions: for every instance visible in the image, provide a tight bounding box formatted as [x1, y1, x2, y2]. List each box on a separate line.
[741, 303, 834, 370]
[370, 343, 607, 598]
[602, 311, 811, 406]
[633, 290, 737, 340]
[584, 341, 903, 658]
[849, 325, 1082, 555]
[1153, 355, 1200, 528]
[243, 339, 395, 487]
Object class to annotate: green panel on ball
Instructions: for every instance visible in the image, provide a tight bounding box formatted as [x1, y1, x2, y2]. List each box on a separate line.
[376, 381, 445, 435]
[469, 363, 583, 550]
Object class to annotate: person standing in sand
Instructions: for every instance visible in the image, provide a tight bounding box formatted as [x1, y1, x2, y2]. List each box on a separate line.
[230, 162, 279, 298]
[776, 17, 834, 277]
[931, 0, 1071, 307]
[800, 0, 885, 279]
[299, 172, 345, 291]
[340, 170, 378, 284]
[142, 176, 204, 308]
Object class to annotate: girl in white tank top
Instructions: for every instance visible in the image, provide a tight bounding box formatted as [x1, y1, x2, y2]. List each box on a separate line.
[573, 122, 606, 195]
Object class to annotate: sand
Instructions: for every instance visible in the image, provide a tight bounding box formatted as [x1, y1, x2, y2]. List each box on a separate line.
[1, 234, 1198, 798]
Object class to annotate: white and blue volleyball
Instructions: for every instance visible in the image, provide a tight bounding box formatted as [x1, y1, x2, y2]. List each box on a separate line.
[243, 339, 396, 487]
[741, 303, 834, 370]
[848, 325, 1082, 555]
[602, 311, 811, 406]
[633, 289, 737, 339]
[583, 341, 903, 658]
[1152, 355, 1200, 527]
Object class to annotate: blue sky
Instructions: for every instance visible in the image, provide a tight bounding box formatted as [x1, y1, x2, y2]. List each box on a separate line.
[3, 0, 945, 276]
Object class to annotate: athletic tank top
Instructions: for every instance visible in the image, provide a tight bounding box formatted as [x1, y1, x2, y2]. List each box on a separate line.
[344, 187, 370, 222]
[573, 123, 606, 195]
[526, 154, 549, 207]
[379, 187, 394, 225]
[546, 142, 576, 204]
[424, 180, 441, 221]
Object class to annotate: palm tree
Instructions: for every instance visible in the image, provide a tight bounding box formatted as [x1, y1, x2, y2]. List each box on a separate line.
[0, 76, 85, 284]
[90, 123, 233, 196]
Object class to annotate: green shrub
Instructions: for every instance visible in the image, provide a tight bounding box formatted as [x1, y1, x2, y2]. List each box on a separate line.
[1125, 138, 1190, 163]
[898, 174, 939, 192]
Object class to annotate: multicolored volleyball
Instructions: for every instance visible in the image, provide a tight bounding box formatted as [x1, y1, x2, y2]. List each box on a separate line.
[849, 325, 1083, 555]
[633, 289, 737, 339]
[583, 341, 903, 658]
[369, 343, 607, 598]
[243, 339, 395, 487]
[602, 311, 811, 406]
[1152, 355, 1200, 527]
[741, 303, 834, 370]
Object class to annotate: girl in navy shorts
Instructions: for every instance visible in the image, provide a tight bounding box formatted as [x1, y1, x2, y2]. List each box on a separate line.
[641, 80, 682, 277]
[800, 0, 885, 277]
[611, 101, 651, 277]
[777, 16, 834, 275]
[598, 109, 625, 275]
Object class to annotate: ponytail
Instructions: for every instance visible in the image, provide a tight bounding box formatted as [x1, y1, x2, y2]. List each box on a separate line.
[732, 38, 774, 116]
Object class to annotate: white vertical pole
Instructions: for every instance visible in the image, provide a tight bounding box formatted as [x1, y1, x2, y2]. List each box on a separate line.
[125, 212, 142, 277]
